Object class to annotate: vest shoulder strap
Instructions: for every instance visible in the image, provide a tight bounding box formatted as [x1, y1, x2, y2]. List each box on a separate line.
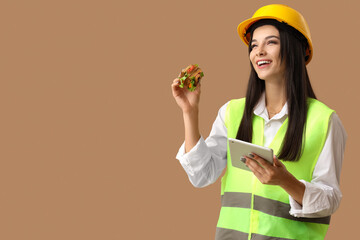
[225, 98, 245, 130]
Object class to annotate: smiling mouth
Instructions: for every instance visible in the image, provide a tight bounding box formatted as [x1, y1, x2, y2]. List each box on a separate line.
[257, 60, 272, 68]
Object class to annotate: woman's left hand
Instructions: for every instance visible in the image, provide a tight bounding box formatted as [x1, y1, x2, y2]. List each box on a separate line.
[243, 153, 305, 205]
[243, 153, 291, 186]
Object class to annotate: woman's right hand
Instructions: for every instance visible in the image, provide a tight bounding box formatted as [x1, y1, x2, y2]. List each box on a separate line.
[171, 71, 202, 153]
[171, 73, 201, 114]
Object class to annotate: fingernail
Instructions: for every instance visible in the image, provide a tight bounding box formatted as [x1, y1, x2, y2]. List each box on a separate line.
[248, 153, 254, 158]
[241, 157, 246, 163]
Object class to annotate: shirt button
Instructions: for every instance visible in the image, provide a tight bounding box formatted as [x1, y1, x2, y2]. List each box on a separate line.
[266, 123, 271, 127]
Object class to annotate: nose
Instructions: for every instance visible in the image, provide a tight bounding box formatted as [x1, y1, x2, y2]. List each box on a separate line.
[256, 44, 266, 57]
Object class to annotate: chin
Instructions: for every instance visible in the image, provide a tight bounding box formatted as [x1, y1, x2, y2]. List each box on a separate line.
[255, 73, 269, 80]
[256, 74, 265, 79]
[255, 70, 279, 81]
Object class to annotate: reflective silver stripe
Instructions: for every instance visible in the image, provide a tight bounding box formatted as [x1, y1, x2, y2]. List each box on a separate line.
[251, 233, 295, 240]
[215, 228, 295, 240]
[221, 192, 331, 225]
[215, 227, 248, 240]
[221, 192, 252, 208]
[253, 195, 331, 224]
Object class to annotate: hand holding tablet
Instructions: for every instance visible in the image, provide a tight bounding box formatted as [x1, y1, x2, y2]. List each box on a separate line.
[228, 138, 274, 171]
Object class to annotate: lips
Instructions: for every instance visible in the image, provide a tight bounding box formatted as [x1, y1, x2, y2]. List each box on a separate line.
[256, 59, 272, 68]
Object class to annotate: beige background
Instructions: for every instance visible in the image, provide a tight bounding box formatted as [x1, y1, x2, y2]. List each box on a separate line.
[0, 0, 358, 239]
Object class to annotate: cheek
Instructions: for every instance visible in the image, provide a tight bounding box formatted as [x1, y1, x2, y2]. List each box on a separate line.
[274, 48, 282, 60]
[249, 50, 254, 59]
[249, 52, 256, 65]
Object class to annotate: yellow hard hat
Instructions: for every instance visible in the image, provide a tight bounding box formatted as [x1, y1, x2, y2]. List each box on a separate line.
[237, 4, 313, 64]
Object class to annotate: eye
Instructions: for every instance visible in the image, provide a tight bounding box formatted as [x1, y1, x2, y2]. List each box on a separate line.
[250, 44, 257, 49]
[267, 40, 278, 45]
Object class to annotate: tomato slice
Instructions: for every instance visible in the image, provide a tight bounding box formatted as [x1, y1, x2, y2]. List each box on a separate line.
[187, 65, 195, 73]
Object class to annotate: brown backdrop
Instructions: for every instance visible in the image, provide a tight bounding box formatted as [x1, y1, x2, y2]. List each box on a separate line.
[0, 0, 358, 239]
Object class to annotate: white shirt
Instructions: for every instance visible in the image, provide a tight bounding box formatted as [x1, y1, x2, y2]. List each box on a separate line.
[176, 94, 347, 218]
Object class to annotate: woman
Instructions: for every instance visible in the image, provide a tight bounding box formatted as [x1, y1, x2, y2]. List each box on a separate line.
[171, 4, 347, 240]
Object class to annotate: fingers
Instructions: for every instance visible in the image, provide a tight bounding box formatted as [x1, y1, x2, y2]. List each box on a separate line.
[244, 156, 266, 175]
[171, 78, 184, 98]
[171, 77, 201, 93]
[248, 153, 272, 168]
[171, 78, 179, 90]
[172, 77, 183, 88]
[193, 82, 201, 94]
[244, 153, 288, 186]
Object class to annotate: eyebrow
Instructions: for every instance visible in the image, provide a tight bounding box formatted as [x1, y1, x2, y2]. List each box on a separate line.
[250, 35, 280, 43]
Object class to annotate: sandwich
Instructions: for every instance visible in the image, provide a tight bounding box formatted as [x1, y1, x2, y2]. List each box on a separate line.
[178, 64, 204, 92]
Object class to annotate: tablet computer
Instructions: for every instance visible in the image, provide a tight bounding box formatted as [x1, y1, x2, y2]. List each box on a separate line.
[228, 138, 274, 170]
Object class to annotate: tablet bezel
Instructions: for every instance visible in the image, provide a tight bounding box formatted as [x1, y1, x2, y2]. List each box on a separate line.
[228, 138, 274, 171]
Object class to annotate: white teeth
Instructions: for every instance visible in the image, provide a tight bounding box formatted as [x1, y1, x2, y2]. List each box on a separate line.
[257, 60, 271, 66]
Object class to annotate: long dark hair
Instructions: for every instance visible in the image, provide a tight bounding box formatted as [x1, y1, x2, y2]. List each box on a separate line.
[236, 19, 316, 161]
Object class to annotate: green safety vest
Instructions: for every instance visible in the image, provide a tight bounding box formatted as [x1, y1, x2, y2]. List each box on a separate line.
[216, 98, 334, 240]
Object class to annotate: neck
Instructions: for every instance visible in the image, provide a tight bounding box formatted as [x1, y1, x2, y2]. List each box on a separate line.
[264, 79, 286, 115]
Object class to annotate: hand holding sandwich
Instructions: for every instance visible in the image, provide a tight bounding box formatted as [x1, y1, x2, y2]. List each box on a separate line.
[171, 64, 204, 152]
[171, 64, 204, 114]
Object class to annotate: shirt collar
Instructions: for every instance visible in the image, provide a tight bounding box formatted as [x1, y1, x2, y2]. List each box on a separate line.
[253, 92, 288, 121]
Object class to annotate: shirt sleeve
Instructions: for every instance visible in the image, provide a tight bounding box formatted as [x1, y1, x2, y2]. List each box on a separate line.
[289, 112, 347, 217]
[175, 102, 229, 188]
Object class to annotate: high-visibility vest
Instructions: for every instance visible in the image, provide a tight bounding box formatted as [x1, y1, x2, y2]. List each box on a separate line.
[216, 98, 334, 240]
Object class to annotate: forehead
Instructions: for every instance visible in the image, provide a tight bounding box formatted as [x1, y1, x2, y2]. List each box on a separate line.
[252, 25, 279, 40]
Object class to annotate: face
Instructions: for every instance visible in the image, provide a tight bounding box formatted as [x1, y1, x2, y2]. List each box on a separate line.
[249, 25, 286, 82]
